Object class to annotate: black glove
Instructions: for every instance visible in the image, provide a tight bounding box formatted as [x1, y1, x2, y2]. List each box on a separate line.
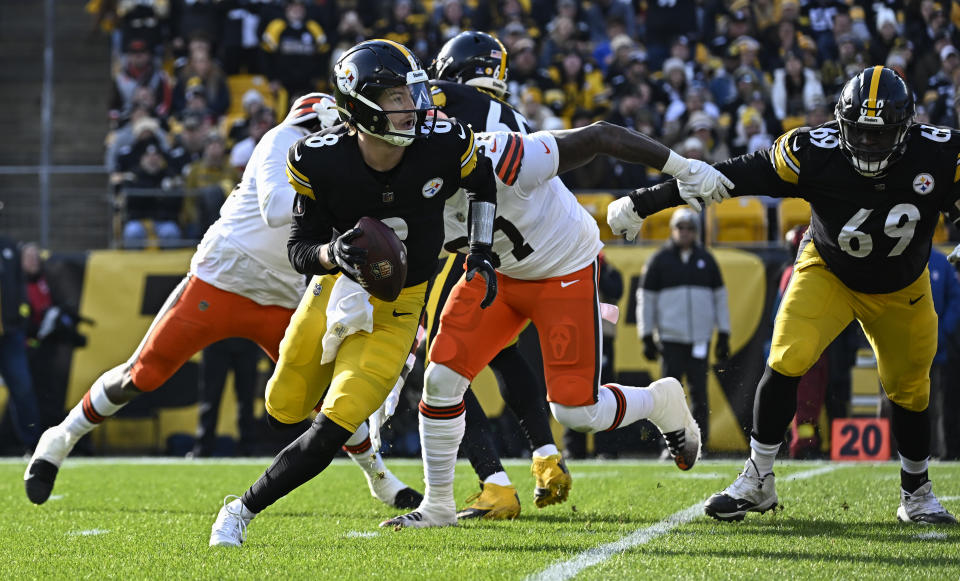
[327, 227, 367, 278]
[465, 245, 498, 309]
[715, 332, 731, 361]
[642, 335, 659, 361]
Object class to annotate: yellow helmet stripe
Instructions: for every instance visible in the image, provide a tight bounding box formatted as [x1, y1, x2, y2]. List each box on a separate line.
[493, 36, 508, 81]
[377, 38, 420, 72]
[866, 65, 883, 116]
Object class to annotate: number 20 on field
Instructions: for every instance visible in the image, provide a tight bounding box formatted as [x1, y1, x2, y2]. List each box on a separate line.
[830, 418, 891, 461]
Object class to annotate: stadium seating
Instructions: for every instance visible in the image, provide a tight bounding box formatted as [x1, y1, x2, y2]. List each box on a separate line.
[575, 192, 618, 241]
[778, 197, 812, 240]
[226, 74, 288, 119]
[639, 207, 676, 241]
[707, 197, 767, 244]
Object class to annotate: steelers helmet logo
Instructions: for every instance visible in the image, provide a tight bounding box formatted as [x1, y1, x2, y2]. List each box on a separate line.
[912, 173, 934, 195]
[336, 64, 358, 94]
[422, 177, 444, 198]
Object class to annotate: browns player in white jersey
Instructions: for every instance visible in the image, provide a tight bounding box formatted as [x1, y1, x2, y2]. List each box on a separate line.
[25, 93, 422, 512]
[383, 122, 734, 528]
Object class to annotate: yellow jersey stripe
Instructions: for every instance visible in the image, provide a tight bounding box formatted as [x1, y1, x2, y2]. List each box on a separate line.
[460, 129, 476, 167]
[287, 158, 311, 185]
[494, 36, 508, 80]
[781, 128, 800, 169]
[866, 65, 883, 116]
[771, 133, 799, 184]
[955, 153, 960, 183]
[286, 164, 315, 199]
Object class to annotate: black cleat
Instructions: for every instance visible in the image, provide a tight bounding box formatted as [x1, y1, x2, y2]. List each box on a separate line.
[392, 487, 424, 509]
[25, 459, 59, 505]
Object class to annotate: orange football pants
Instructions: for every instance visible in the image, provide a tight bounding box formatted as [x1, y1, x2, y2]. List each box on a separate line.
[429, 259, 601, 407]
[129, 275, 295, 391]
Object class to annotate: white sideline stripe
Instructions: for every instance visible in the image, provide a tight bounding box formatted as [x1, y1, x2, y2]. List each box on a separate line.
[69, 529, 109, 536]
[527, 465, 843, 581]
[941, 496, 960, 501]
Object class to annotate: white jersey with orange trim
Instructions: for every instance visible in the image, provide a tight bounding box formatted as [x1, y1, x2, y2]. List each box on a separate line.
[189, 122, 310, 309]
[443, 131, 603, 280]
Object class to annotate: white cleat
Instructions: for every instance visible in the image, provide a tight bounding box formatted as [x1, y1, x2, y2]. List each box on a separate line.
[380, 502, 458, 529]
[24, 426, 78, 504]
[209, 496, 256, 547]
[644, 377, 702, 470]
[704, 459, 778, 521]
[896, 481, 957, 525]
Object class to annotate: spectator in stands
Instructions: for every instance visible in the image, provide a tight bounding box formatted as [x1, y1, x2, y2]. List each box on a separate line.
[539, 13, 581, 68]
[547, 49, 608, 125]
[109, 37, 172, 125]
[771, 49, 825, 127]
[372, 0, 427, 58]
[106, 111, 168, 174]
[192, 338, 263, 457]
[663, 86, 720, 148]
[170, 2, 221, 61]
[432, 0, 475, 45]
[230, 107, 276, 173]
[820, 33, 866, 96]
[227, 90, 267, 147]
[869, 7, 903, 68]
[115, 0, 170, 57]
[507, 38, 563, 115]
[260, 0, 331, 97]
[926, 249, 960, 459]
[643, 0, 694, 69]
[803, 0, 847, 63]
[685, 111, 730, 164]
[172, 48, 230, 120]
[637, 208, 731, 446]
[168, 111, 212, 175]
[183, 131, 240, 236]
[925, 45, 960, 127]
[335, 10, 370, 60]
[0, 234, 42, 453]
[120, 138, 183, 247]
[220, 1, 266, 74]
[711, 9, 754, 62]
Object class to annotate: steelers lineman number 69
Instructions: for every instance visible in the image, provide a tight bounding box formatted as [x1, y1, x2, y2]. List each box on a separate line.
[838, 203, 920, 258]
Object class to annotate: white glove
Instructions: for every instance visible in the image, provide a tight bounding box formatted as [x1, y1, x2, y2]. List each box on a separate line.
[949, 243, 960, 264]
[607, 196, 645, 241]
[320, 276, 373, 365]
[662, 151, 735, 211]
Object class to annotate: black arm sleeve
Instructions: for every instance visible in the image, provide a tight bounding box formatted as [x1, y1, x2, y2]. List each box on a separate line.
[628, 148, 798, 218]
[287, 193, 336, 276]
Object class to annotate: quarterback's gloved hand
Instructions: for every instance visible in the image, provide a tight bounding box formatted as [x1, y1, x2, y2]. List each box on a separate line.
[949, 244, 960, 265]
[465, 246, 498, 309]
[715, 332, 731, 361]
[607, 195, 645, 242]
[327, 227, 367, 278]
[662, 152, 735, 211]
[642, 335, 660, 361]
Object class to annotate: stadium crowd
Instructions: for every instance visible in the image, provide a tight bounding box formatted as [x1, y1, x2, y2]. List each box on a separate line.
[93, 0, 960, 245]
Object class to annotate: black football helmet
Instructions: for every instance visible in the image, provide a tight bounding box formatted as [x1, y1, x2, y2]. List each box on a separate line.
[429, 31, 509, 98]
[835, 66, 915, 177]
[332, 39, 438, 146]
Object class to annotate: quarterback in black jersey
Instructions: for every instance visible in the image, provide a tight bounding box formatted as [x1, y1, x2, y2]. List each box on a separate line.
[426, 31, 568, 521]
[209, 39, 499, 547]
[613, 66, 957, 524]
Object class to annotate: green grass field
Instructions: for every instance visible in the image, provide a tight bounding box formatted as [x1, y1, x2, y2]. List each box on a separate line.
[1, 458, 958, 580]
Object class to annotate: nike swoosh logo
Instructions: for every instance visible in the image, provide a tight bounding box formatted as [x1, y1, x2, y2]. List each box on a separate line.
[489, 139, 497, 153]
[294, 146, 302, 161]
[560, 280, 579, 288]
[909, 295, 924, 305]
[457, 124, 466, 139]
[392, 309, 413, 317]
[539, 139, 551, 154]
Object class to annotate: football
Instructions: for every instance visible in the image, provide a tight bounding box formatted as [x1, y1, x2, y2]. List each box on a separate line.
[352, 216, 408, 302]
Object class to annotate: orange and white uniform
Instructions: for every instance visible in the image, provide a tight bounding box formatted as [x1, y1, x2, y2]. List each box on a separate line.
[128, 122, 309, 391]
[432, 131, 605, 406]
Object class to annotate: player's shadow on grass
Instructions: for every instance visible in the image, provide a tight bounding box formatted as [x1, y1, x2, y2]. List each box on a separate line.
[698, 517, 960, 544]
[645, 546, 960, 568]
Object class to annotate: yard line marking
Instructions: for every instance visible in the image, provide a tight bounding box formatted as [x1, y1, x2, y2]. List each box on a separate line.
[345, 531, 378, 538]
[69, 529, 109, 536]
[941, 496, 960, 501]
[48, 494, 64, 501]
[914, 531, 948, 540]
[527, 465, 843, 581]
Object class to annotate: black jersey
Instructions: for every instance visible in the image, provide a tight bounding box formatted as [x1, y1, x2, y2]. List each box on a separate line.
[429, 80, 531, 134]
[285, 118, 488, 288]
[715, 121, 960, 293]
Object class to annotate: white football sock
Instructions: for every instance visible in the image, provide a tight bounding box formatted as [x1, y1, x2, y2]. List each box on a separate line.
[484, 471, 512, 487]
[62, 375, 126, 440]
[532, 444, 559, 458]
[750, 437, 780, 475]
[419, 402, 465, 509]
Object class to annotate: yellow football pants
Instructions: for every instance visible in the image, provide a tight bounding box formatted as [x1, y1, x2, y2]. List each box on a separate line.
[769, 242, 936, 411]
[265, 273, 425, 432]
